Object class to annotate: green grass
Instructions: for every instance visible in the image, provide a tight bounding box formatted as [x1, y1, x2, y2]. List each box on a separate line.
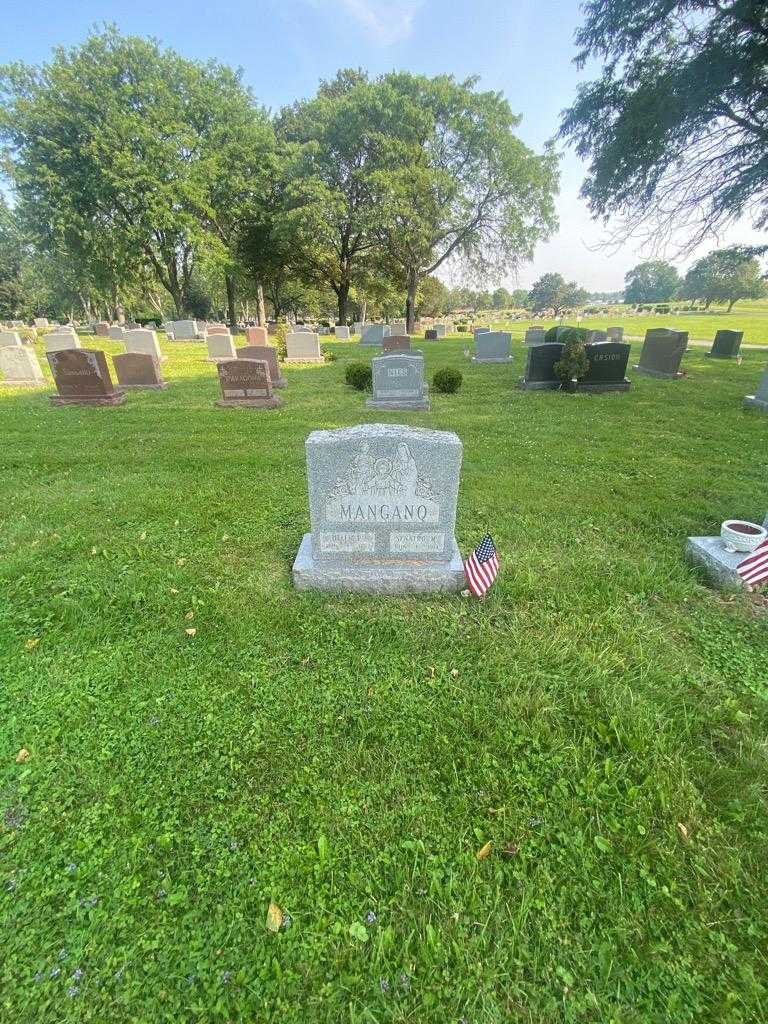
[1, 333, 768, 1023]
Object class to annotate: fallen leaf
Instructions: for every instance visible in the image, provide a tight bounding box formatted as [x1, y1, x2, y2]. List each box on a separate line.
[15, 748, 30, 764]
[677, 822, 689, 841]
[427, 666, 435, 678]
[185, 628, 197, 637]
[476, 841, 492, 861]
[24, 638, 40, 651]
[184, 610, 194, 620]
[450, 668, 459, 679]
[174, 519, 179, 527]
[502, 842, 519, 858]
[266, 900, 283, 932]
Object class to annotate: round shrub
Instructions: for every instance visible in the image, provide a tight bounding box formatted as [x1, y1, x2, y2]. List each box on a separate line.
[345, 361, 372, 390]
[544, 325, 588, 345]
[321, 347, 337, 362]
[432, 367, 463, 394]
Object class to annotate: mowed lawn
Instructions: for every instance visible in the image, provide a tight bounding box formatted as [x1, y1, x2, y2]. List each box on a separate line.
[1, 333, 768, 1023]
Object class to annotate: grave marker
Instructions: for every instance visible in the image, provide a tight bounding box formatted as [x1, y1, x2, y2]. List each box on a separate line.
[245, 326, 268, 345]
[367, 353, 429, 411]
[47, 348, 126, 406]
[707, 330, 743, 359]
[0, 346, 45, 387]
[112, 352, 167, 390]
[334, 326, 350, 340]
[207, 333, 237, 362]
[236, 344, 286, 387]
[524, 327, 546, 345]
[744, 363, 768, 412]
[576, 342, 631, 392]
[0, 331, 23, 348]
[634, 328, 688, 379]
[45, 330, 83, 353]
[215, 359, 282, 409]
[519, 342, 563, 390]
[107, 326, 125, 341]
[473, 330, 512, 363]
[361, 324, 390, 346]
[382, 335, 411, 352]
[285, 331, 324, 363]
[124, 328, 164, 362]
[292, 424, 465, 593]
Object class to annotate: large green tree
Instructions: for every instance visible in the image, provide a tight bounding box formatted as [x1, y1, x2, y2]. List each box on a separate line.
[526, 273, 588, 316]
[375, 73, 559, 332]
[0, 196, 24, 317]
[559, 0, 768, 251]
[624, 260, 680, 304]
[682, 246, 767, 310]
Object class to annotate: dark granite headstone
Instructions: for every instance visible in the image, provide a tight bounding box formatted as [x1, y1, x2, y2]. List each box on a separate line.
[113, 352, 168, 390]
[519, 342, 563, 390]
[424, 329, 438, 340]
[708, 330, 743, 359]
[382, 335, 411, 352]
[216, 359, 281, 409]
[48, 348, 126, 406]
[576, 343, 631, 392]
[235, 345, 286, 387]
[634, 328, 688, 378]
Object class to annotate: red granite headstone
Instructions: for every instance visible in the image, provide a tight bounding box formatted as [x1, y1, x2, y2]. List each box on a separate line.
[112, 352, 168, 390]
[382, 335, 411, 352]
[216, 359, 281, 409]
[245, 326, 268, 345]
[47, 348, 126, 405]
[235, 345, 285, 387]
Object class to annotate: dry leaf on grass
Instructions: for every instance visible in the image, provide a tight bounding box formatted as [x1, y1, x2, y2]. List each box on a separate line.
[185, 628, 197, 637]
[184, 611, 194, 620]
[24, 638, 39, 650]
[266, 900, 283, 932]
[169, 588, 179, 595]
[476, 841, 492, 861]
[15, 748, 30, 764]
[677, 822, 689, 841]
[139, 532, 147, 541]
[176, 558, 186, 566]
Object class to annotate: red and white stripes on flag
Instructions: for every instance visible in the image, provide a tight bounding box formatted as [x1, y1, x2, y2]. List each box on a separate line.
[737, 539, 768, 587]
[464, 534, 499, 597]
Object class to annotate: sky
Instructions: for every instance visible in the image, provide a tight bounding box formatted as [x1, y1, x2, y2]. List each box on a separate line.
[2, 0, 765, 292]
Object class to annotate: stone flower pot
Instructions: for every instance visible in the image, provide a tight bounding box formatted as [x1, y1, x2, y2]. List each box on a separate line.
[720, 519, 767, 553]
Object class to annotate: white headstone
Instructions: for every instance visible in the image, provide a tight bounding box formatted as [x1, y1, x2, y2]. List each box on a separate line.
[0, 346, 45, 387]
[169, 319, 199, 340]
[0, 331, 23, 348]
[108, 326, 125, 341]
[125, 328, 164, 362]
[334, 325, 350, 340]
[285, 332, 323, 363]
[45, 331, 83, 353]
[207, 333, 237, 361]
[33, 317, 49, 329]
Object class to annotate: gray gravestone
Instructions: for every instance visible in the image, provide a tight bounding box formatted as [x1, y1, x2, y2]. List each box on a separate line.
[207, 333, 237, 362]
[585, 329, 608, 344]
[292, 423, 465, 593]
[236, 345, 286, 387]
[366, 353, 429, 411]
[94, 322, 110, 337]
[107, 326, 125, 341]
[576, 342, 631, 392]
[361, 324, 390, 346]
[285, 331, 323, 363]
[607, 326, 624, 342]
[707, 330, 743, 359]
[168, 319, 199, 340]
[334, 326, 350, 340]
[216, 359, 282, 409]
[0, 331, 23, 348]
[45, 330, 82, 353]
[433, 324, 447, 338]
[382, 335, 411, 352]
[0, 346, 45, 387]
[124, 328, 164, 362]
[634, 328, 688, 378]
[113, 352, 167, 390]
[744, 363, 768, 412]
[519, 343, 563, 390]
[353, 322, 364, 336]
[48, 348, 126, 406]
[524, 327, 546, 345]
[424, 329, 438, 340]
[473, 330, 512, 363]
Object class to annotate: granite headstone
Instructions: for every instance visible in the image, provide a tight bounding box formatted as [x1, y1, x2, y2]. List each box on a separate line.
[113, 352, 167, 390]
[0, 346, 45, 387]
[519, 342, 563, 390]
[361, 324, 390, 346]
[285, 331, 323, 363]
[236, 344, 286, 387]
[382, 335, 411, 352]
[124, 328, 164, 362]
[473, 330, 512, 363]
[634, 328, 688, 378]
[366, 352, 429, 411]
[215, 359, 282, 409]
[207, 333, 237, 362]
[708, 330, 743, 359]
[576, 342, 631, 392]
[744, 363, 768, 412]
[48, 348, 125, 406]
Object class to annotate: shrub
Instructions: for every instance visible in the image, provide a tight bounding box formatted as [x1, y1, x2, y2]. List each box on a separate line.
[345, 361, 372, 390]
[654, 304, 670, 314]
[322, 347, 337, 362]
[554, 335, 590, 388]
[455, 322, 468, 332]
[432, 367, 463, 394]
[273, 319, 289, 361]
[545, 325, 588, 345]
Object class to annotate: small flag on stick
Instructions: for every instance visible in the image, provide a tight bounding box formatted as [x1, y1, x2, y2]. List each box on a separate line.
[464, 534, 499, 597]
[737, 539, 768, 588]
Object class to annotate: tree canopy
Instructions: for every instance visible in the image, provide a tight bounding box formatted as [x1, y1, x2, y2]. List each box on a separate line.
[624, 261, 680, 304]
[526, 273, 588, 316]
[682, 246, 767, 310]
[559, 0, 768, 252]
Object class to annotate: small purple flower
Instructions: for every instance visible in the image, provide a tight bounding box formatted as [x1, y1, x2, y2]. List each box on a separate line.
[49, 966, 61, 979]
[66, 863, 77, 873]
[72, 968, 84, 981]
[221, 970, 231, 985]
[67, 985, 79, 998]
[379, 977, 390, 994]
[365, 910, 377, 925]
[58, 949, 69, 961]
[399, 972, 411, 989]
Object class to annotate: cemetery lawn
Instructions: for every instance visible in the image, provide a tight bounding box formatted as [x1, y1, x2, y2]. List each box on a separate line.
[2, 333, 768, 1024]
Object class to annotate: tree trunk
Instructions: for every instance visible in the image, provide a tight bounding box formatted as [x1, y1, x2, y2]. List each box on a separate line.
[360, 294, 367, 324]
[257, 282, 266, 326]
[405, 267, 419, 334]
[727, 298, 736, 312]
[337, 279, 351, 326]
[225, 273, 237, 331]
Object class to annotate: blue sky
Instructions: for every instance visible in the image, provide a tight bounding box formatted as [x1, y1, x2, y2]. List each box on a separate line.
[3, 0, 763, 290]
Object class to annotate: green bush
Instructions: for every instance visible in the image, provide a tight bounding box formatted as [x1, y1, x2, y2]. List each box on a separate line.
[321, 347, 337, 362]
[654, 304, 670, 314]
[432, 367, 463, 394]
[345, 361, 372, 390]
[455, 322, 468, 332]
[545, 325, 588, 345]
[554, 335, 590, 388]
[273, 319, 289, 361]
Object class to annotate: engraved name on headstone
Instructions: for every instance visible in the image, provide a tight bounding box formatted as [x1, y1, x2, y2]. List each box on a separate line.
[48, 348, 126, 406]
[366, 353, 429, 411]
[215, 359, 282, 409]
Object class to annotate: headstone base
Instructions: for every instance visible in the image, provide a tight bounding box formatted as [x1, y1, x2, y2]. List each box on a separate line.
[744, 395, 768, 412]
[705, 353, 738, 360]
[471, 356, 513, 364]
[120, 381, 169, 390]
[0, 379, 45, 388]
[50, 393, 126, 406]
[518, 378, 559, 391]
[365, 397, 430, 411]
[685, 536, 750, 590]
[633, 365, 683, 379]
[283, 357, 324, 364]
[215, 396, 282, 409]
[292, 533, 466, 594]
[271, 376, 288, 388]
[576, 379, 631, 393]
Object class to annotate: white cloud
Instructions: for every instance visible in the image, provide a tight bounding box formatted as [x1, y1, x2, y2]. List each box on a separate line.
[336, 0, 422, 44]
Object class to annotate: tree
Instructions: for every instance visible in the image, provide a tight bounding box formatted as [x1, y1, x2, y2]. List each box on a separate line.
[373, 72, 558, 331]
[624, 261, 680, 304]
[275, 70, 396, 325]
[0, 197, 24, 318]
[526, 273, 587, 316]
[559, 0, 768, 253]
[682, 246, 767, 311]
[511, 288, 529, 307]
[416, 275, 449, 317]
[492, 287, 512, 309]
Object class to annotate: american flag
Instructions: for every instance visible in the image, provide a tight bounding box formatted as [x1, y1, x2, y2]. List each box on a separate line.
[464, 534, 499, 597]
[737, 539, 768, 588]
